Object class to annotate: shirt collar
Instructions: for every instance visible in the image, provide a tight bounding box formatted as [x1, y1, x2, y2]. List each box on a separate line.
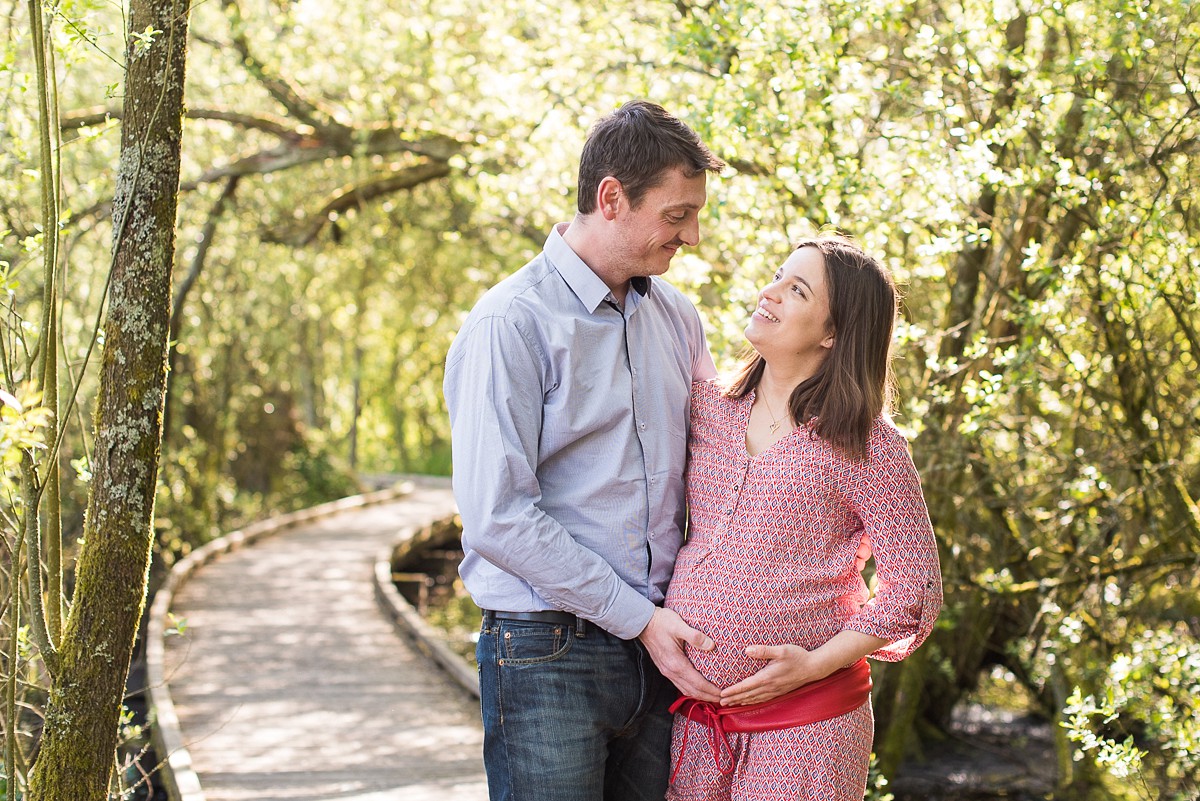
[545, 223, 651, 314]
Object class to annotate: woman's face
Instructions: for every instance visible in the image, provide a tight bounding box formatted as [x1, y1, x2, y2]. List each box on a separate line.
[744, 246, 835, 363]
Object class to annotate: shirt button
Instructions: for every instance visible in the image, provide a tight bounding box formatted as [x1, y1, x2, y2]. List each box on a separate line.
[639, 422, 646, 431]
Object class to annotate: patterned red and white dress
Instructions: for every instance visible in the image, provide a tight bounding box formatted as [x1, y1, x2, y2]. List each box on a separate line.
[664, 380, 942, 801]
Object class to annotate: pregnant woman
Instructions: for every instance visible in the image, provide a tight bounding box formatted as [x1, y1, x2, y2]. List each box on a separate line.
[665, 234, 943, 800]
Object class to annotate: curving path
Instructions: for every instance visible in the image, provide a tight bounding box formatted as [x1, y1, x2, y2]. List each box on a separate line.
[153, 477, 487, 801]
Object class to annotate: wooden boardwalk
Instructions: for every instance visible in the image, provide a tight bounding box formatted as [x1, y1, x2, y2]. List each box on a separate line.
[155, 479, 488, 801]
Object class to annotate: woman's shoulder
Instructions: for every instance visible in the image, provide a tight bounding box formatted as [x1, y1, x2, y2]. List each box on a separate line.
[864, 413, 918, 463]
[690, 377, 732, 406]
[690, 378, 741, 423]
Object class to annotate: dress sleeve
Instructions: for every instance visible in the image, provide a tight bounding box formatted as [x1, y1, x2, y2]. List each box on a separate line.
[838, 420, 942, 661]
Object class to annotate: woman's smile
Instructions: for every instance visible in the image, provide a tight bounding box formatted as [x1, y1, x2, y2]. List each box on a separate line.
[755, 304, 780, 323]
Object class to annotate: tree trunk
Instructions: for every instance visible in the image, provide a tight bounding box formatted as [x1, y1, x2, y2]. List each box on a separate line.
[28, 0, 191, 796]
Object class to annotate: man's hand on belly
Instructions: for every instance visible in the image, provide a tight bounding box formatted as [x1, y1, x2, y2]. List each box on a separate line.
[637, 607, 721, 702]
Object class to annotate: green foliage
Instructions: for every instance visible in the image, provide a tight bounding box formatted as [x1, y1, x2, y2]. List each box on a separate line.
[0, 770, 21, 801]
[0, 387, 49, 486]
[0, 387, 48, 797]
[865, 753, 895, 801]
[1064, 628, 1200, 799]
[1063, 687, 1148, 782]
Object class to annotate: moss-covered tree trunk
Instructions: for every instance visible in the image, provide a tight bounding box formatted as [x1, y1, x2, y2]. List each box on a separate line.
[28, 0, 190, 796]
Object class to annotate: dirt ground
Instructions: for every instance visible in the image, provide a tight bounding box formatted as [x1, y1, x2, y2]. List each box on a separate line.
[891, 704, 1056, 800]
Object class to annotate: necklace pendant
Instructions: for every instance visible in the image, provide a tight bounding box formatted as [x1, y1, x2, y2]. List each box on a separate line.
[769, 420, 781, 434]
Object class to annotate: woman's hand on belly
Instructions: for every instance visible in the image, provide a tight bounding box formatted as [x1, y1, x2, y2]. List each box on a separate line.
[718, 643, 827, 707]
[720, 630, 890, 706]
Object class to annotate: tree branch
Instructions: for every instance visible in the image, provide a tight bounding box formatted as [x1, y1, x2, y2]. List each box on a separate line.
[218, 0, 352, 141]
[263, 162, 453, 246]
[163, 176, 240, 442]
[181, 140, 339, 188]
[62, 104, 312, 141]
[179, 125, 464, 189]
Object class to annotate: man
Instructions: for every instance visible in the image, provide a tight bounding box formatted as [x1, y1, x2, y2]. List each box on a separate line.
[443, 100, 725, 801]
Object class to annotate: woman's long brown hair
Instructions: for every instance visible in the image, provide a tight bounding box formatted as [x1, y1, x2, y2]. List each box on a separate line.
[726, 234, 898, 459]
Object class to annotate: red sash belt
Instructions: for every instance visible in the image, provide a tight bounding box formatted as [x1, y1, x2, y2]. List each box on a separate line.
[669, 658, 872, 780]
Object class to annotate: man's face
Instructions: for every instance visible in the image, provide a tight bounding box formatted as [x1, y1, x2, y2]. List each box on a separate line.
[610, 167, 708, 278]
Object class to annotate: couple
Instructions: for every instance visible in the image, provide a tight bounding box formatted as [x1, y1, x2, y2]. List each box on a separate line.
[443, 101, 943, 801]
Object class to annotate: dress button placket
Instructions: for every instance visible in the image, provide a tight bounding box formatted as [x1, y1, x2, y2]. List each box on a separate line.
[726, 459, 749, 520]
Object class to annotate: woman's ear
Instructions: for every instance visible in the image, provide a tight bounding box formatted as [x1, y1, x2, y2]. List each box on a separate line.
[821, 329, 836, 350]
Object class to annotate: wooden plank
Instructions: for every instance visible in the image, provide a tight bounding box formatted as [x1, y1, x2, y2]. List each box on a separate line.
[159, 480, 487, 801]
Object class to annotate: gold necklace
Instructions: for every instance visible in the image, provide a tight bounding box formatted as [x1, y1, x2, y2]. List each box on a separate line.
[760, 392, 787, 434]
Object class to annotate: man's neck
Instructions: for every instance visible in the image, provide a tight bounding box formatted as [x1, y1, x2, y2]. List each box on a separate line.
[561, 216, 632, 304]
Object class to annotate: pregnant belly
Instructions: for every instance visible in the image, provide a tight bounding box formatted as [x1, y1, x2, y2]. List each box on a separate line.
[665, 546, 856, 689]
[668, 592, 811, 688]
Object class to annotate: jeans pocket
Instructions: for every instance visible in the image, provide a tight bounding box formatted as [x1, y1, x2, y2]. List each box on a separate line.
[499, 622, 573, 665]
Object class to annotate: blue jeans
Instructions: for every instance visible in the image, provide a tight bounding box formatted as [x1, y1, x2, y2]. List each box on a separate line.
[477, 614, 674, 801]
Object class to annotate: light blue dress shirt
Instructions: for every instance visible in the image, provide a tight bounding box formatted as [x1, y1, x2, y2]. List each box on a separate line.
[444, 224, 716, 639]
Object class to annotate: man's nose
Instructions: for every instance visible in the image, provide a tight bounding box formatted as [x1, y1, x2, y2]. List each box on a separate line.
[679, 216, 700, 247]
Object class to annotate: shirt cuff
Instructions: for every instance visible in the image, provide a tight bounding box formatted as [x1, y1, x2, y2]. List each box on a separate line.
[593, 585, 656, 640]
